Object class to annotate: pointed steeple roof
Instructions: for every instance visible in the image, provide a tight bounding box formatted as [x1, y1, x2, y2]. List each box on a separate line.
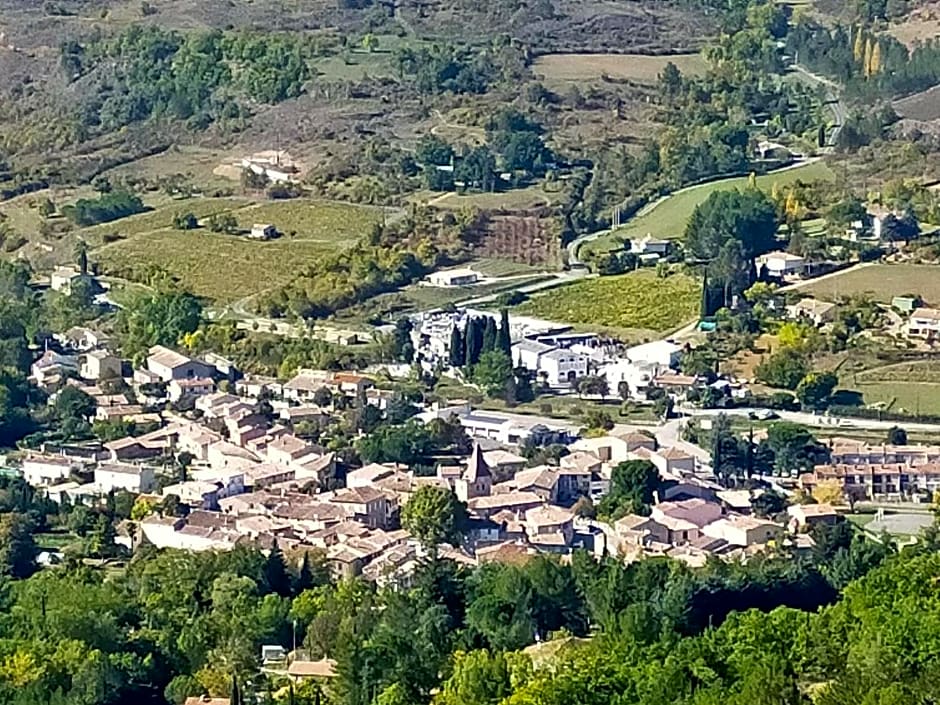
[464, 443, 491, 481]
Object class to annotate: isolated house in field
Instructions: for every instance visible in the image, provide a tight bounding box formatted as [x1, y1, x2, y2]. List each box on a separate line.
[427, 268, 480, 287]
[250, 223, 277, 240]
[630, 235, 670, 256]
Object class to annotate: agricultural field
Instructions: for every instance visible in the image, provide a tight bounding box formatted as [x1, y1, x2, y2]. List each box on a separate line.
[893, 84, 940, 122]
[533, 52, 707, 86]
[585, 160, 835, 255]
[514, 270, 701, 338]
[801, 263, 940, 304]
[90, 197, 381, 302]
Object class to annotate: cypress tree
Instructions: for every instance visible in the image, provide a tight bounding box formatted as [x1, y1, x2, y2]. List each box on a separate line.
[700, 271, 710, 318]
[449, 326, 465, 367]
[231, 675, 241, 705]
[497, 308, 512, 355]
[264, 544, 292, 597]
[294, 552, 314, 595]
[481, 316, 498, 354]
[465, 317, 484, 366]
[464, 319, 475, 367]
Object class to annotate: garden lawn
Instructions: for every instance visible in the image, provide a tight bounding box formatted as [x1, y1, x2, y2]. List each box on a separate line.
[514, 270, 701, 338]
[586, 160, 834, 254]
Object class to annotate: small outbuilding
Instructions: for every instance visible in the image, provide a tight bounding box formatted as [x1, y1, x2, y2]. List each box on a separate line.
[427, 268, 480, 287]
[250, 223, 277, 240]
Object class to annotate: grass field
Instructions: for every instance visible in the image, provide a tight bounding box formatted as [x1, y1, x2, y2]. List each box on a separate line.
[418, 183, 566, 211]
[533, 52, 707, 84]
[514, 270, 701, 338]
[467, 258, 546, 277]
[478, 396, 659, 424]
[848, 382, 940, 415]
[91, 197, 381, 302]
[801, 263, 940, 304]
[585, 160, 835, 255]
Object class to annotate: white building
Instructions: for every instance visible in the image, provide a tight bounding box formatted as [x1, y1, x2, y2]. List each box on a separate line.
[162, 480, 221, 510]
[626, 340, 682, 369]
[168, 377, 216, 403]
[907, 307, 940, 340]
[512, 340, 588, 386]
[630, 235, 670, 256]
[598, 359, 655, 400]
[94, 463, 157, 493]
[80, 350, 122, 381]
[50, 266, 82, 293]
[702, 514, 783, 547]
[31, 350, 79, 386]
[427, 268, 480, 287]
[22, 455, 74, 486]
[756, 251, 806, 278]
[146, 346, 214, 382]
[250, 223, 277, 240]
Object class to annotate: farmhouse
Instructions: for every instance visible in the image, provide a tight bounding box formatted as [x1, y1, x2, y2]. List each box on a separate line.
[786, 298, 837, 325]
[240, 150, 300, 183]
[250, 223, 277, 240]
[50, 266, 82, 293]
[907, 307, 940, 340]
[630, 235, 670, 256]
[427, 268, 480, 287]
[756, 251, 806, 278]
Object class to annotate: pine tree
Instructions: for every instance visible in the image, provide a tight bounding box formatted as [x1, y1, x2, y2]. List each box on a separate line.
[853, 27, 864, 64]
[449, 326, 465, 367]
[497, 309, 512, 355]
[863, 37, 873, 77]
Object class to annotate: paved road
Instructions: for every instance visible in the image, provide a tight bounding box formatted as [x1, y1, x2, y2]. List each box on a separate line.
[790, 64, 846, 149]
[680, 405, 940, 435]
